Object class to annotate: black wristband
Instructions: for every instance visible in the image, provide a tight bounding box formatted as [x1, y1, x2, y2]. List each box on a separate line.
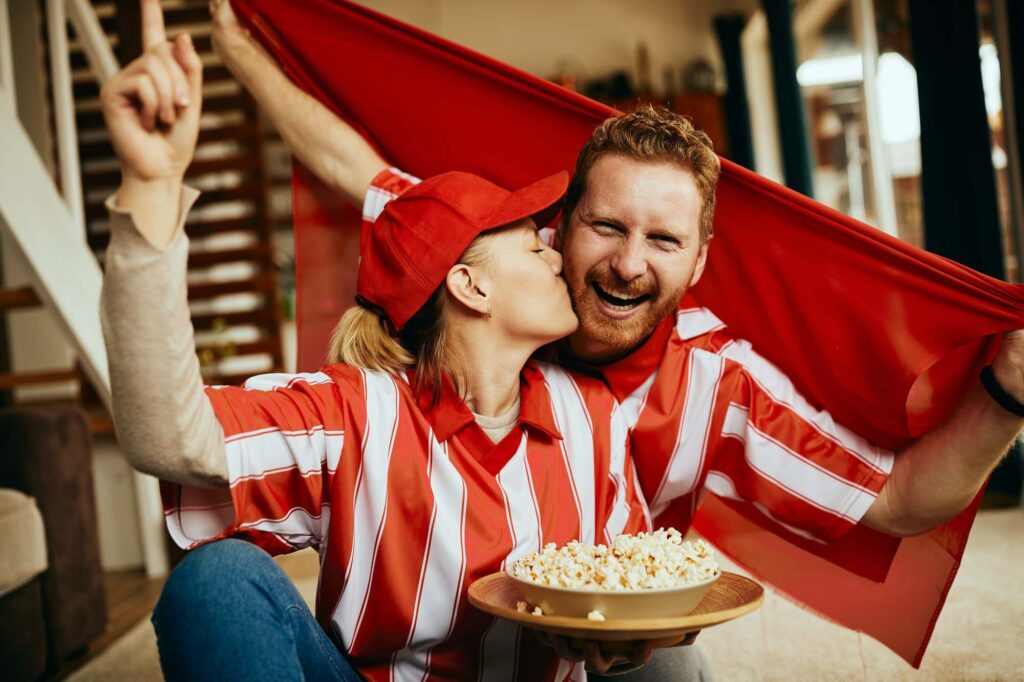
[979, 365, 1024, 417]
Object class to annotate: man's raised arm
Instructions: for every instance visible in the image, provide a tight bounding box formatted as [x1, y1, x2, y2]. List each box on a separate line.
[210, 0, 386, 206]
[863, 330, 1024, 536]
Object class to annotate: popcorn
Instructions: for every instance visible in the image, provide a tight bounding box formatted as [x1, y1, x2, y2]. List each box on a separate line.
[532, 606, 544, 616]
[516, 601, 528, 613]
[587, 610, 606, 622]
[509, 528, 719, 591]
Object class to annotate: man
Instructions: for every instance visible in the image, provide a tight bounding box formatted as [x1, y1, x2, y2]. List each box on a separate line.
[207, 0, 1024, 676]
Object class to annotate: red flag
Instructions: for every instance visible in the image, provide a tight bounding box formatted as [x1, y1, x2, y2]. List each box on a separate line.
[233, 0, 1024, 666]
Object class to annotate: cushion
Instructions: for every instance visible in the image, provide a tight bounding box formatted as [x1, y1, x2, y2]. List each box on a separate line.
[0, 488, 47, 598]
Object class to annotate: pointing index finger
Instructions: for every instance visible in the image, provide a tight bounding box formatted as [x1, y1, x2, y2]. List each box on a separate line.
[141, 0, 166, 51]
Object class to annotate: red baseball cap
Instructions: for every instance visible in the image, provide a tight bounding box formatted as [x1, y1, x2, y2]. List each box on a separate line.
[356, 170, 568, 333]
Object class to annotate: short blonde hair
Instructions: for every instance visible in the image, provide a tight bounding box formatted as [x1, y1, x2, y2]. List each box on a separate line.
[328, 236, 492, 402]
[564, 105, 721, 243]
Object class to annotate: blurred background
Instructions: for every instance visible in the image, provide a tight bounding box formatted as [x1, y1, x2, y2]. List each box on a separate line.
[0, 0, 1022, 679]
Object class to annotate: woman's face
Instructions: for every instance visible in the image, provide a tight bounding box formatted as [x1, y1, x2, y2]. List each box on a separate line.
[478, 220, 579, 346]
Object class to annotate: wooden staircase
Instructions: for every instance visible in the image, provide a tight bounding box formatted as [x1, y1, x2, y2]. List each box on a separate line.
[1, 0, 290, 425]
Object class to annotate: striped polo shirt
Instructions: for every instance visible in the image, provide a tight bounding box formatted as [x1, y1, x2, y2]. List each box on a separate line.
[163, 361, 649, 681]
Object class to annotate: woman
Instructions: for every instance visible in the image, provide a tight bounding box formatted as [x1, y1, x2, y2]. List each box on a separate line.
[100, 4, 650, 680]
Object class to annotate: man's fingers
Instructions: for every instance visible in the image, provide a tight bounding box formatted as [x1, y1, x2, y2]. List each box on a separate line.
[629, 639, 653, 665]
[550, 635, 585, 663]
[674, 630, 700, 646]
[140, 0, 167, 51]
[584, 641, 629, 674]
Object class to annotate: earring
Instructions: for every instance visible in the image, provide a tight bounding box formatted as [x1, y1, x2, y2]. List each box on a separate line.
[482, 306, 492, 319]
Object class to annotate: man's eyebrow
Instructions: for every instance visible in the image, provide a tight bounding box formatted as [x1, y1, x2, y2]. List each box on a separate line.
[581, 210, 625, 227]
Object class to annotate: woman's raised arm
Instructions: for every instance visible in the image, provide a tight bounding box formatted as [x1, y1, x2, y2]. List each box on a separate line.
[100, 0, 226, 487]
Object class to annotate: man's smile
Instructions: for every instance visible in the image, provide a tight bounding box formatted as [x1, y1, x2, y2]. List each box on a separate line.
[590, 282, 654, 318]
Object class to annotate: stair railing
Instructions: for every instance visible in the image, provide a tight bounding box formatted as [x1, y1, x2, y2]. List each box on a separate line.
[0, 0, 169, 577]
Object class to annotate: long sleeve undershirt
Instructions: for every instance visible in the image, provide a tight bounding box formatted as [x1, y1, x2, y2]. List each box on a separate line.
[100, 187, 228, 488]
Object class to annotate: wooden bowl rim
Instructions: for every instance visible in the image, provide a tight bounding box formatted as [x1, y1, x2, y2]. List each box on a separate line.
[468, 570, 764, 636]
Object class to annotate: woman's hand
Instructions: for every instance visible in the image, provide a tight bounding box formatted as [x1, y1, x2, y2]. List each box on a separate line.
[101, 0, 203, 246]
[101, 0, 202, 187]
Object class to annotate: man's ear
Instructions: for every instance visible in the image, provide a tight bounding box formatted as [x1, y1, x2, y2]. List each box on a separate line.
[446, 263, 491, 316]
[688, 238, 712, 288]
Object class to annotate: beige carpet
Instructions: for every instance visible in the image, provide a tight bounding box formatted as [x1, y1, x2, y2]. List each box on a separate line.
[70, 509, 1024, 681]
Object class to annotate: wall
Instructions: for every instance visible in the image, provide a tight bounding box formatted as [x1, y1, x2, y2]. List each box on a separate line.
[3, 0, 77, 403]
[363, 0, 760, 95]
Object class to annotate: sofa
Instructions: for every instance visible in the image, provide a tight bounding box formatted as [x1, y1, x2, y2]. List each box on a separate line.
[0, 406, 108, 681]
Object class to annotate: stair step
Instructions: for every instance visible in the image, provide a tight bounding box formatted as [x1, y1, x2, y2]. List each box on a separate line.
[97, 6, 209, 34]
[187, 244, 272, 268]
[82, 152, 262, 191]
[72, 65, 234, 101]
[187, 273, 277, 300]
[196, 337, 280, 358]
[0, 368, 82, 390]
[0, 286, 42, 311]
[77, 92, 250, 130]
[191, 307, 278, 332]
[70, 34, 215, 73]
[86, 179, 264, 221]
[79, 121, 262, 161]
[88, 214, 266, 250]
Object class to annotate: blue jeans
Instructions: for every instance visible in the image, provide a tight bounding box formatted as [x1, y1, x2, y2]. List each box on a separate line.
[152, 539, 362, 682]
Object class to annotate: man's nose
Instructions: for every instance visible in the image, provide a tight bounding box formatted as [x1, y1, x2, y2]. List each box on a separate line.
[610, 239, 647, 281]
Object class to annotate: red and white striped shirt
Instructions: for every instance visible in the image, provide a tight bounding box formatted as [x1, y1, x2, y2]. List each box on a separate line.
[593, 306, 894, 544]
[367, 168, 895, 544]
[163, 361, 649, 681]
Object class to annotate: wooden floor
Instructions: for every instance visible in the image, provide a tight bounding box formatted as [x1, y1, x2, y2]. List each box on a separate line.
[49, 569, 166, 680]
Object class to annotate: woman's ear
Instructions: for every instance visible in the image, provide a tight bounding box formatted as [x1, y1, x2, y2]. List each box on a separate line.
[446, 263, 491, 317]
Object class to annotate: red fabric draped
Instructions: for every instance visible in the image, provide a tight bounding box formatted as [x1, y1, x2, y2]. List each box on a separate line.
[233, 0, 1024, 667]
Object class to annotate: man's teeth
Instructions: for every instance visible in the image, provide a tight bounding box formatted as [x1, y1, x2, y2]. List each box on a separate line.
[594, 284, 650, 309]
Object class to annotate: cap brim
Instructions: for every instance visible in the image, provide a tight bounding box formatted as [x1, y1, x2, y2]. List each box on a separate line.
[484, 171, 569, 230]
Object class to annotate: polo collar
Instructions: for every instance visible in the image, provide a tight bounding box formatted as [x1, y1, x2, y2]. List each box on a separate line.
[559, 294, 728, 402]
[577, 314, 675, 403]
[409, 363, 563, 443]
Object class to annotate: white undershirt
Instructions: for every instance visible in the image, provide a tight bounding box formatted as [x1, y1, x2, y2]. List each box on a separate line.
[472, 395, 521, 443]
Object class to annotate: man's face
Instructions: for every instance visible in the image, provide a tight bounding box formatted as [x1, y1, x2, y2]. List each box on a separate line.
[560, 154, 709, 364]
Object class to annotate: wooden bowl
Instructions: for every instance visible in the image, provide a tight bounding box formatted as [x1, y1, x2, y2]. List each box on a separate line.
[468, 571, 763, 651]
[506, 571, 720, 619]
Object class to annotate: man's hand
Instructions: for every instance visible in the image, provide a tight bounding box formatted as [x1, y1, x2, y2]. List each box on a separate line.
[204, 0, 386, 207]
[992, 330, 1024, 403]
[209, 0, 264, 60]
[535, 631, 665, 674]
[209, 0, 243, 36]
[864, 327, 1024, 537]
[101, 0, 202, 186]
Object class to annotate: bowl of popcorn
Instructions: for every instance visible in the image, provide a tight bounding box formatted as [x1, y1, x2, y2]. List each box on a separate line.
[506, 528, 720, 621]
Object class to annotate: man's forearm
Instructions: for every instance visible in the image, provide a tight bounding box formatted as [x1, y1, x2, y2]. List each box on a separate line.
[867, 384, 1023, 536]
[213, 26, 385, 206]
